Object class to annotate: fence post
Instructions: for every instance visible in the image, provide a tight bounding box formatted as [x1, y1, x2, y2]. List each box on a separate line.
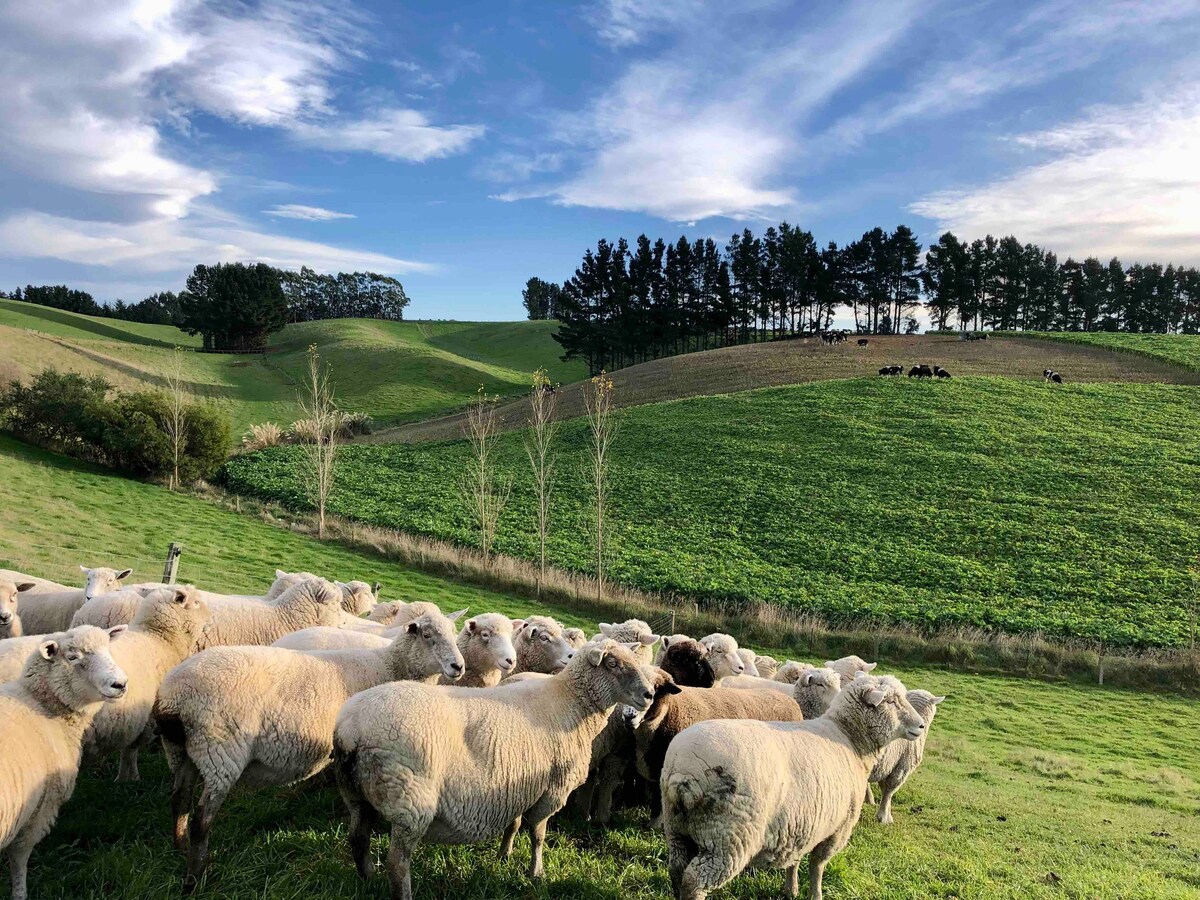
[668, 610, 676, 635]
[372, 581, 382, 598]
[162, 542, 182, 585]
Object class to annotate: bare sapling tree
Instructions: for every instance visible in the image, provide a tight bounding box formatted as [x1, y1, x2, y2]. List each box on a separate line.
[163, 346, 187, 490]
[298, 344, 342, 539]
[584, 370, 618, 603]
[524, 368, 559, 594]
[460, 386, 512, 561]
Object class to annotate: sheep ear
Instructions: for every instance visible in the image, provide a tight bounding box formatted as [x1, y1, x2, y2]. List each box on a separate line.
[511, 619, 525, 631]
[16, 582, 36, 592]
[172, 589, 188, 604]
[863, 661, 878, 672]
[587, 643, 609, 666]
[39, 640, 59, 659]
[527, 627, 539, 639]
[854, 670, 868, 680]
[467, 619, 477, 632]
[598, 623, 614, 637]
[335, 581, 349, 590]
[406, 621, 420, 633]
[801, 672, 815, 686]
[661, 636, 672, 649]
[445, 608, 468, 622]
[80, 565, 90, 574]
[932, 695, 947, 705]
[108, 625, 128, 638]
[639, 633, 658, 646]
[116, 568, 133, 581]
[276, 569, 287, 579]
[863, 687, 887, 707]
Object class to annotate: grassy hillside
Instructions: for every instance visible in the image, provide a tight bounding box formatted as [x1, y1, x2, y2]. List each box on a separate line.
[1005, 331, 1200, 372]
[1, 436, 1198, 899]
[372, 331, 1200, 443]
[226, 377, 1200, 647]
[0, 299, 583, 438]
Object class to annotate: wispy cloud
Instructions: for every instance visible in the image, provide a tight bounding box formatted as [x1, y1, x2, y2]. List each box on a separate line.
[590, 0, 705, 47]
[0, 209, 435, 275]
[264, 204, 356, 221]
[292, 109, 484, 162]
[910, 89, 1200, 264]
[513, 0, 925, 222]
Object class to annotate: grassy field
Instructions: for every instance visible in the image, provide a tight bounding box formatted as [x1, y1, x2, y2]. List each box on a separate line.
[1, 437, 1199, 898]
[225, 377, 1200, 648]
[0, 300, 582, 438]
[371, 331, 1200, 443]
[1001, 331, 1200, 373]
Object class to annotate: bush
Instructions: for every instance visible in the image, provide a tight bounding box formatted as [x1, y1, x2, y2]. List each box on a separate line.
[243, 422, 284, 451]
[0, 368, 230, 481]
[341, 411, 373, 436]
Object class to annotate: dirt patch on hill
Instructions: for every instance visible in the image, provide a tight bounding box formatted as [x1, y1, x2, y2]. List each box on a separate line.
[368, 333, 1200, 444]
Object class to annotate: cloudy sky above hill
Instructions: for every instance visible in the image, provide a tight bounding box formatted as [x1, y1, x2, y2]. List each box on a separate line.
[0, 0, 1197, 317]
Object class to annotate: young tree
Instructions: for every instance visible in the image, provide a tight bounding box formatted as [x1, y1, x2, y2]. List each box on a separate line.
[162, 347, 188, 490]
[583, 371, 618, 603]
[297, 345, 341, 538]
[459, 387, 512, 560]
[524, 368, 559, 593]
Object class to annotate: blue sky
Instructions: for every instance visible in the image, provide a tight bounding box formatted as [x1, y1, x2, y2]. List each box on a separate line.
[1, 0, 1198, 320]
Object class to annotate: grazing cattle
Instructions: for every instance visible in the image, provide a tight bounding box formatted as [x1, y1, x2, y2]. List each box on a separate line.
[934, 366, 951, 379]
[857, 338, 869, 347]
[879, 365, 902, 377]
[907, 366, 921, 378]
[1050, 371, 1063, 384]
[918, 364, 934, 378]
[1043, 368, 1053, 380]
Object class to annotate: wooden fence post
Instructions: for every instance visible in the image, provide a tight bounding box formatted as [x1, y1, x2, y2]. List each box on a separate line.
[162, 542, 182, 585]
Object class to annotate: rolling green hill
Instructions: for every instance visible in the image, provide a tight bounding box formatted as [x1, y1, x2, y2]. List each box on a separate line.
[1001, 330, 1200, 372]
[225, 376, 1200, 648]
[0, 299, 583, 437]
[2, 436, 1199, 900]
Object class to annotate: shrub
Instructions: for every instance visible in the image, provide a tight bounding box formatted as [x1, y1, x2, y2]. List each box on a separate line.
[243, 422, 284, 451]
[289, 417, 320, 444]
[341, 411, 373, 436]
[0, 367, 230, 481]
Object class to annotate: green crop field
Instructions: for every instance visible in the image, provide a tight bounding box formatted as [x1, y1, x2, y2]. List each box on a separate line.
[225, 377, 1200, 648]
[0, 300, 582, 438]
[1005, 331, 1200, 373]
[1, 436, 1198, 899]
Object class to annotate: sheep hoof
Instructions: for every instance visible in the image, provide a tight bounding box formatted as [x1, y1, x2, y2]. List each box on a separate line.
[877, 812, 893, 825]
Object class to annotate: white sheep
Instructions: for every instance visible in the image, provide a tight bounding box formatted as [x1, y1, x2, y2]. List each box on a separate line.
[332, 639, 657, 899]
[717, 673, 796, 696]
[866, 689, 944, 824]
[440, 613, 516, 687]
[273, 604, 470, 653]
[563, 627, 588, 649]
[511, 615, 574, 674]
[0, 579, 36, 639]
[699, 633, 745, 679]
[825, 654, 877, 682]
[792, 667, 842, 719]
[155, 604, 466, 885]
[14, 565, 133, 635]
[0, 625, 128, 900]
[83, 586, 211, 782]
[195, 576, 346, 648]
[0, 570, 67, 593]
[595, 619, 659, 663]
[68, 586, 159, 631]
[771, 660, 814, 684]
[736, 649, 760, 677]
[661, 675, 925, 900]
[753, 654, 779, 678]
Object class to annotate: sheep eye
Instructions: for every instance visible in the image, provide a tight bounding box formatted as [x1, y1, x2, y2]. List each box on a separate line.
[541, 634, 550, 642]
[606, 658, 619, 669]
[66, 652, 81, 662]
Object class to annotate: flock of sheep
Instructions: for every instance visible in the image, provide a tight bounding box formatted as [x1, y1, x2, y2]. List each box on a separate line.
[0, 566, 944, 900]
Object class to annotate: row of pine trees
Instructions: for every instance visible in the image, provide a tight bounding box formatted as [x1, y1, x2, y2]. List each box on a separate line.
[527, 225, 1200, 375]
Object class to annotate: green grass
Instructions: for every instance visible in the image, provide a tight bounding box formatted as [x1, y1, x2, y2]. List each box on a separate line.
[0, 299, 583, 438]
[1007, 331, 1200, 372]
[224, 377, 1200, 648]
[2, 435, 1199, 899]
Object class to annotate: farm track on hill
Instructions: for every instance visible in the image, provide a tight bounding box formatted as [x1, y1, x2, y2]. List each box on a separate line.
[371, 333, 1200, 443]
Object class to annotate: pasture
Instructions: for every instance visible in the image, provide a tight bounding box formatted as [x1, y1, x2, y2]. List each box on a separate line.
[224, 376, 1200, 647]
[0, 300, 583, 437]
[1000, 331, 1200, 373]
[1, 437, 1199, 899]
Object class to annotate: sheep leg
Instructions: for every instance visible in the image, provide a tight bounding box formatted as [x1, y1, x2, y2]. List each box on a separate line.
[385, 825, 414, 900]
[593, 755, 626, 825]
[499, 816, 522, 860]
[784, 864, 800, 897]
[862, 783, 876, 806]
[346, 794, 379, 880]
[524, 816, 550, 879]
[571, 772, 597, 821]
[7, 840, 33, 900]
[116, 747, 141, 782]
[185, 783, 231, 890]
[665, 828, 697, 899]
[807, 822, 854, 900]
[877, 772, 909, 825]
[170, 758, 199, 853]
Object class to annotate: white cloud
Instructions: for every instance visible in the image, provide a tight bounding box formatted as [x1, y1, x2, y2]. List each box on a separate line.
[264, 204, 356, 221]
[910, 90, 1200, 264]
[292, 108, 485, 162]
[0, 209, 434, 275]
[518, 0, 923, 222]
[591, 0, 704, 47]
